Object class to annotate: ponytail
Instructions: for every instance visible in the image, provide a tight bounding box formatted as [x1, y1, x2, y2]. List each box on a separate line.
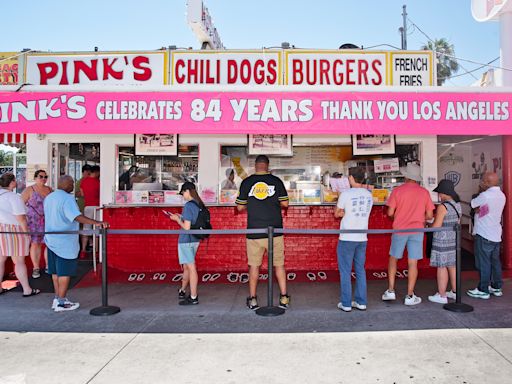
[189, 188, 205, 208]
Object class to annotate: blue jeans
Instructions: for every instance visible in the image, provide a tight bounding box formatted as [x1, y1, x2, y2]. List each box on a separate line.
[337, 240, 367, 307]
[474, 234, 502, 292]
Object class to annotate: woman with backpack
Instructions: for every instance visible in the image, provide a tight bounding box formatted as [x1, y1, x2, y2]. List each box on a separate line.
[168, 181, 204, 305]
[428, 179, 462, 304]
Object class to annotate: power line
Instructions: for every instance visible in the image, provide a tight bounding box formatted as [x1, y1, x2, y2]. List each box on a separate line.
[437, 57, 499, 80]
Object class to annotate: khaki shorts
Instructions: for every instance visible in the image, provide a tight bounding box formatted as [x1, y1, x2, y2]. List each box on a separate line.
[83, 206, 99, 230]
[246, 236, 285, 267]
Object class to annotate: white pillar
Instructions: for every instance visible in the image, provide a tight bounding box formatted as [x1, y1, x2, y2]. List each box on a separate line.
[500, 11, 512, 86]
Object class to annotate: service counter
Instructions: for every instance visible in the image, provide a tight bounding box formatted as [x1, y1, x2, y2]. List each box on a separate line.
[103, 204, 431, 281]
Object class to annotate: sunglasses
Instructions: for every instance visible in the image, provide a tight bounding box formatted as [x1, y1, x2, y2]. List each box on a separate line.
[38, 175, 48, 179]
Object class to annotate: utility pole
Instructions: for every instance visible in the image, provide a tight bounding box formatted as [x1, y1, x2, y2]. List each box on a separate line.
[400, 4, 407, 50]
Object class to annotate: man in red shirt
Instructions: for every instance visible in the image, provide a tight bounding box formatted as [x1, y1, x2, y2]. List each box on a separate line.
[79, 165, 100, 257]
[382, 163, 435, 306]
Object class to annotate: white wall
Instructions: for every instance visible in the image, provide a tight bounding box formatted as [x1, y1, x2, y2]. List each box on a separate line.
[27, 134, 438, 205]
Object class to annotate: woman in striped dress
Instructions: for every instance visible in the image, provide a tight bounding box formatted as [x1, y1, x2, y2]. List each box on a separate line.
[428, 179, 462, 304]
[0, 173, 40, 296]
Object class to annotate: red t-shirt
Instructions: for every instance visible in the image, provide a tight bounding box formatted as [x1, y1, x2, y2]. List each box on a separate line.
[386, 182, 435, 230]
[80, 177, 100, 207]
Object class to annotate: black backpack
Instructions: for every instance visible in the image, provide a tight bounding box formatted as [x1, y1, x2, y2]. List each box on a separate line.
[190, 200, 212, 240]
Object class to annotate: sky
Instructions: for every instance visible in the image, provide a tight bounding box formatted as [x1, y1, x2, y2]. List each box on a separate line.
[1, 0, 502, 86]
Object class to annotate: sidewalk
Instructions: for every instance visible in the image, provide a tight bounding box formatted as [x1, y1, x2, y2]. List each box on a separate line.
[1, 278, 511, 383]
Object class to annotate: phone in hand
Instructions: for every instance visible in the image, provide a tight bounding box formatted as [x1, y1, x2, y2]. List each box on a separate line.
[162, 210, 172, 217]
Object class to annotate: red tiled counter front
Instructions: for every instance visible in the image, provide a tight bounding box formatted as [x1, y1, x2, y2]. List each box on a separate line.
[103, 205, 431, 278]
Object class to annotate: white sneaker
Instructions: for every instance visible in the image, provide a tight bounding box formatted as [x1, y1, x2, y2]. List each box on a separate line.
[428, 293, 448, 304]
[337, 302, 352, 312]
[51, 298, 58, 310]
[488, 286, 503, 297]
[446, 290, 457, 300]
[404, 294, 422, 306]
[351, 301, 367, 311]
[54, 301, 80, 312]
[467, 288, 490, 300]
[382, 289, 396, 301]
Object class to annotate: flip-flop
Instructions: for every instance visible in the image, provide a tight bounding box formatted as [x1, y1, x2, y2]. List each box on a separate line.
[22, 288, 41, 297]
[0, 288, 8, 295]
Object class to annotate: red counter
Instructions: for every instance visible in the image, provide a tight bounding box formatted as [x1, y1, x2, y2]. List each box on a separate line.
[103, 205, 431, 282]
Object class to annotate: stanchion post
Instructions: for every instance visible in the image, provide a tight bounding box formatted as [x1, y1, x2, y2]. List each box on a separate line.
[444, 224, 473, 313]
[256, 226, 285, 316]
[90, 227, 121, 316]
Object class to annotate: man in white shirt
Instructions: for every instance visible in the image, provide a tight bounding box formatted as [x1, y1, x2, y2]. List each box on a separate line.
[467, 172, 506, 300]
[334, 167, 373, 312]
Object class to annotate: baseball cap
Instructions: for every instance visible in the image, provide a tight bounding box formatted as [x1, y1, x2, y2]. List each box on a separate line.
[179, 181, 196, 195]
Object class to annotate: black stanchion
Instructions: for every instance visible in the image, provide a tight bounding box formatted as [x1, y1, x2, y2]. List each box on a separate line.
[256, 226, 285, 316]
[90, 228, 121, 316]
[444, 224, 473, 313]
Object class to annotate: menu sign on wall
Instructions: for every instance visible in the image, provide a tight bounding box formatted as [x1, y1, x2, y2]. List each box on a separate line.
[171, 51, 281, 85]
[26, 52, 168, 85]
[285, 50, 433, 86]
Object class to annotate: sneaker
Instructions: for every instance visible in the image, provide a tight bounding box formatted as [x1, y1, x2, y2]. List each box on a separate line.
[54, 301, 80, 312]
[179, 296, 199, 305]
[446, 290, 457, 300]
[489, 286, 503, 297]
[351, 301, 367, 311]
[178, 288, 186, 301]
[51, 298, 59, 310]
[246, 296, 259, 310]
[382, 289, 396, 301]
[279, 294, 291, 309]
[337, 302, 352, 312]
[467, 288, 490, 299]
[32, 268, 41, 279]
[404, 294, 422, 306]
[428, 292, 448, 304]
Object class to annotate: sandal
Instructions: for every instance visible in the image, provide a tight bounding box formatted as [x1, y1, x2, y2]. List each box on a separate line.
[23, 288, 41, 297]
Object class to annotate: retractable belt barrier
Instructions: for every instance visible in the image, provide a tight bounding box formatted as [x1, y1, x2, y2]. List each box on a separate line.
[0, 224, 473, 316]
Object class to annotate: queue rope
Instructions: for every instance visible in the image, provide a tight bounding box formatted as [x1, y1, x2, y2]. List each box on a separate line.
[0, 225, 472, 316]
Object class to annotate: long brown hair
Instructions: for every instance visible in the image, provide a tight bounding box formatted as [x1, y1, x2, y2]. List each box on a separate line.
[188, 188, 205, 208]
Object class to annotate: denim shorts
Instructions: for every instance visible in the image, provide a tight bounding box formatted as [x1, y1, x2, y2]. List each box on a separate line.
[47, 248, 78, 277]
[178, 242, 199, 265]
[389, 233, 424, 260]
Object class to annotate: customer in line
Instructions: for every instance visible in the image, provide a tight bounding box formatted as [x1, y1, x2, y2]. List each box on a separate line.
[168, 182, 202, 306]
[44, 175, 109, 312]
[21, 169, 52, 279]
[427, 179, 461, 304]
[0, 173, 40, 297]
[75, 164, 92, 214]
[236, 155, 290, 310]
[79, 165, 100, 258]
[335, 167, 373, 312]
[467, 172, 506, 300]
[382, 163, 435, 306]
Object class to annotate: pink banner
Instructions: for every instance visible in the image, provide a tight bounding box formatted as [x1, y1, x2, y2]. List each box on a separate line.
[0, 91, 510, 134]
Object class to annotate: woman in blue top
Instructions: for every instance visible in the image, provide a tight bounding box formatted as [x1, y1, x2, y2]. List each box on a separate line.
[169, 182, 202, 305]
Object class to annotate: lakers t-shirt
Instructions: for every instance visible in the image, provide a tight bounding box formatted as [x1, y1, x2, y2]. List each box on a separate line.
[236, 173, 289, 239]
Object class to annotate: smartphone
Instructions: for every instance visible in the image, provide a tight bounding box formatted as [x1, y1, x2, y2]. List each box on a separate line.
[162, 210, 171, 217]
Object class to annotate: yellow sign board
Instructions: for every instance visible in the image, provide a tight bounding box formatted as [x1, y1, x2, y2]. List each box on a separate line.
[0, 52, 19, 85]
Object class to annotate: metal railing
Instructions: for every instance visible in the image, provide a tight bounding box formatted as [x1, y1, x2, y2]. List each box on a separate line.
[1, 224, 473, 316]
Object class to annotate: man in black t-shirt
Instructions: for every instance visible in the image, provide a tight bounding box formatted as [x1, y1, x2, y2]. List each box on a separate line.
[236, 155, 290, 310]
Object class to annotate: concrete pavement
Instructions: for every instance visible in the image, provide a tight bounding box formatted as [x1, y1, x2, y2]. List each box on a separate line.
[0, 278, 511, 383]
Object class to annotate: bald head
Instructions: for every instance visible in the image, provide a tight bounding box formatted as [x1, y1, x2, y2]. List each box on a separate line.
[481, 172, 499, 190]
[58, 175, 75, 193]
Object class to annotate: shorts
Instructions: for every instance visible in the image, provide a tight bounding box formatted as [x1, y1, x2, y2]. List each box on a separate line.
[178, 242, 199, 265]
[47, 248, 78, 277]
[246, 236, 285, 267]
[83, 206, 99, 230]
[389, 233, 424, 260]
[0, 223, 30, 257]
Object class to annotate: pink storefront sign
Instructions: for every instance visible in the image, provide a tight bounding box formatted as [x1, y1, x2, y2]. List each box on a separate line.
[0, 91, 510, 134]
